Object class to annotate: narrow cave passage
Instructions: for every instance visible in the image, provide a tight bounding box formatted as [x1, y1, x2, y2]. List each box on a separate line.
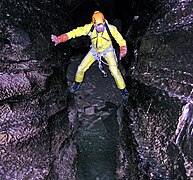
[65, 1, 160, 179]
[1, 0, 193, 179]
[64, 0, 193, 179]
[67, 54, 122, 179]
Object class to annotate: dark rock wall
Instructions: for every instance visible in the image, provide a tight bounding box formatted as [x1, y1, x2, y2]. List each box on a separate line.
[1, 0, 193, 179]
[126, 0, 193, 179]
[116, 105, 145, 180]
[0, 0, 78, 179]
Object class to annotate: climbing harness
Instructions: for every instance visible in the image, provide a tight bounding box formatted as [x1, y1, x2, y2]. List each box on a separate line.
[90, 45, 118, 78]
[96, 53, 108, 78]
[88, 23, 119, 78]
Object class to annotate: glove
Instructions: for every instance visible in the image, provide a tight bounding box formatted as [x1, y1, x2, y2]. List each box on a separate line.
[119, 46, 127, 60]
[51, 33, 68, 46]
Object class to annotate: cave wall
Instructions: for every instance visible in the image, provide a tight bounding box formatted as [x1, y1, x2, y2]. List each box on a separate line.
[0, 0, 78, 179]
[1, 0, 193, 179]
[126, 0, 193, 179]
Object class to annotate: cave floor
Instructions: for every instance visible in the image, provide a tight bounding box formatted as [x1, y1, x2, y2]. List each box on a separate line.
[67, 53, 124, 180]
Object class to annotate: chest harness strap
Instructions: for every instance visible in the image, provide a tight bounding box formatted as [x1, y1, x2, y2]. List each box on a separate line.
[88, 24, 118, 78]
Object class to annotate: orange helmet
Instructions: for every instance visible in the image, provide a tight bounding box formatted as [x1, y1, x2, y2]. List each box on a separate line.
[92, 11, 105, 25]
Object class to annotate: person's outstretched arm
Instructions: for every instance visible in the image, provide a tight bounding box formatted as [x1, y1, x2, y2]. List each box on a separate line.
[51, 23, 92, 46]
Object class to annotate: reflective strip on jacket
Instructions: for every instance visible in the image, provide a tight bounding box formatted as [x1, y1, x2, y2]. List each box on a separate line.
[66, 23, 126, 52]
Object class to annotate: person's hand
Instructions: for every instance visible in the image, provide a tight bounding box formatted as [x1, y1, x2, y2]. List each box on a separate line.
[51, 35, 59, 46]
[119, 46, 127, 60]
[51, 34, 68, 46]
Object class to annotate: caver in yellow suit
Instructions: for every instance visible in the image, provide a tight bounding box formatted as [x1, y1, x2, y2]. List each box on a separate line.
[51, 11, 129, 99]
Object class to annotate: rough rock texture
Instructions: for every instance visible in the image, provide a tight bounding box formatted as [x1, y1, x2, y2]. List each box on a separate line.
[0, 0, 78, 179]
[116, 104, 144, 180]
[125, 0, 193, 179]
[2, 0, 193, 179]
[67, 54, 122, 179]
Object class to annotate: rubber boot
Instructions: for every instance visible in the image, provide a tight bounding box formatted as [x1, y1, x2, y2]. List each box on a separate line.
[120, 88, 129, 100]
[70, 82, 82, 93]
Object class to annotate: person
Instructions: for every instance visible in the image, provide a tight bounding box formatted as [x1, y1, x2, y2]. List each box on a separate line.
[51, 11, 129, 100]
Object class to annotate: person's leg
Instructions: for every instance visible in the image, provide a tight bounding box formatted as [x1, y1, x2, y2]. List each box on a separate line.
[105, 51, 125, 89]
[105, 51, 129, 99]
[71, 51, 95, 93]
[75, 51, 95, 82]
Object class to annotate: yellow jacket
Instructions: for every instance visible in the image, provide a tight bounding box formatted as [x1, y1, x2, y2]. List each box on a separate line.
[66, 23, 126, 52]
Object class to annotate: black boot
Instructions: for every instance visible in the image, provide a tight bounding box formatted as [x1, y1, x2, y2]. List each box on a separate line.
[120, 88, 129, 100]
[70, 82, 82, 93]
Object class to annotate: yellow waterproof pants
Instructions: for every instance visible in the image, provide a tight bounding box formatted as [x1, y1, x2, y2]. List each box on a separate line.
[75, 49, 126, 90]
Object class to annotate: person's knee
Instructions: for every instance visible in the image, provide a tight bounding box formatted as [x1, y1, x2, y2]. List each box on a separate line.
[110, 67, 120, 77]
[77, 65, 85, 74]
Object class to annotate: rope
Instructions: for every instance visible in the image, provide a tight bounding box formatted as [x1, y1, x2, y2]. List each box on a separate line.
[97, 55, 108, 78]
[90, 46, 119, 78]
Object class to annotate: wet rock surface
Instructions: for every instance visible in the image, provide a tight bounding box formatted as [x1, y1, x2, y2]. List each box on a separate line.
[1, 0, 193, 179]
[0, 1, 78, 179]
[126, 0, 193, 179]
[67, 54, 126, 179]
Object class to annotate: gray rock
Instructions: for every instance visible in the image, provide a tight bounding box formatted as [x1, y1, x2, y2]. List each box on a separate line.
[85, 106, 95, 116]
